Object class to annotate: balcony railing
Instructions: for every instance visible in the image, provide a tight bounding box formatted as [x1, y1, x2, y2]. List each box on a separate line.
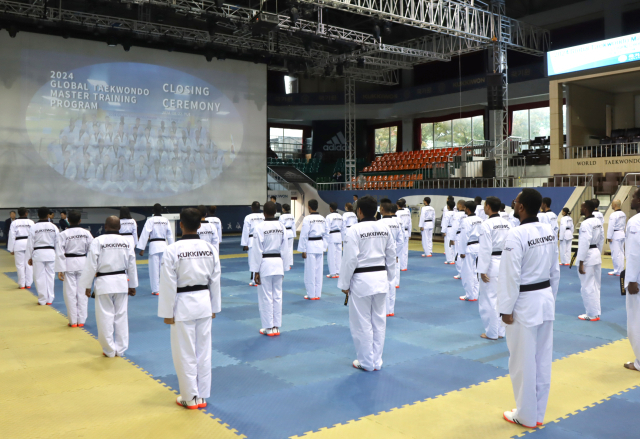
[563, 143, 640, 159]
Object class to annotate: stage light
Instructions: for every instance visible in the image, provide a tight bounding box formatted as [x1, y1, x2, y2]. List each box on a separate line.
[122, 41, 132, 52]
[373, 24, 380, 42]
[205, 51, 214, 62]
[7, 25, 18, 38]
[106, 34, 118, 47]
[207, 17, 218, 36]
[356, 58, 365, 69]
[382, 21, 392, 36]
[290, 7, 300, 25]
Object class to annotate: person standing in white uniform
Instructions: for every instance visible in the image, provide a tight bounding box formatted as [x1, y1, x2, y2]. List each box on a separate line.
[241, 201, 265, 287]
[138, 203, 174, 296]
[508, 200, 521, 228]
[206, 205, 223, 252]
[118, 207, 138, 250]
[158, 208, 220, 409]
[197, 205, 219, 249]
[80, 216, 138, 357]
[396, 199, 411, 271]
[541, 198, 558, 237]
[419, 197, 435, 257]
[379, 201, 403, 317]
[279, 204, 295, 270]
[458, 201, 483, 302]
[474, 196, 488, 221]
[607, 199, 626, 276]
[7, 207, 34, 289]
[577, 200, 604, 321]
[251, 202, 289, 336]
[498, 188, 560, 429]
[623, 187, 640, 372]
[450, 200, 467, 279]
[499, 203, 509, 220]
[559, 208, 574, 266]
[325, 203, 343, 279]
[441, 200, 456, 265]
[55, 210, 93, 327]
[342, 203, 358, 235]
[298, 199, 329, 300]
[339, 196, 396, 371]
[26, 207, 60, 306]
[477, 197, 511, 340]
[592, 198, 604, 225]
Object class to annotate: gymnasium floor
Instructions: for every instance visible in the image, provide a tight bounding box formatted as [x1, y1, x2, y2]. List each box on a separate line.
[1, 237, 639, 439]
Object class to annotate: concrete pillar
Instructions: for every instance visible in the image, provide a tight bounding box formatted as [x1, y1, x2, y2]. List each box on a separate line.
[604, 0, 623, 39]
[549, 80, 564, 175]
[402, 118, 414, 151]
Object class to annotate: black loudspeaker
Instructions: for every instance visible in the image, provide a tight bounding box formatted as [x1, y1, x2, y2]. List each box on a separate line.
[486, 73, 503, 110]
[482, 160, 496, 178]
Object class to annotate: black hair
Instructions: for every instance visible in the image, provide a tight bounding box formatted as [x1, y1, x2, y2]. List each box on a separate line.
[379, 197, 391, 204]
[68, 210, 81, 225]
[38, 206, 49, 219]
[119, 207, 132, 219]
[18, 207, 27, 217]
[500, 203, 506, 211]
[390, 204, 398, 214]
[542, 197, 552, 208]
[357, 195, 377, 218]
[519, 188, 543, 216]
[153, 203, 162, 215]
[282, 203, 291, 213]
[353, 195, 358, 199]
[380, 201, 394, 214]
[308, 199, 318, 211]
[345, 203, 354, 212]
[264, 201, 277, 216]
[447, 195, 454, 201]
[180, 208, 201, 232]
[209, 205, 217, 215]
[562, 207, 570, 215]
[474, 196, 482, 205]
[584, 199, 597, 215]
[60, 210, 67, 215]
[485, 196, 501, 213]
[447, 200, 455, 209]
[329, 202, 338, 211]
[270, 196, 276, 201]
[397, 198, 406, 208]
[197, 205, 208, 218]
[424, 197, 431, 204]
[251, 201, 261, 212]
[592, 198, 600, 208]
[464, 200, 476, 212]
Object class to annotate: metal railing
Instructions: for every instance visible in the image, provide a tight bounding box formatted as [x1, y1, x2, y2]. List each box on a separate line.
[550, 174, 595, 187]
[620, 172, 640, 186]
[562, 143, 640, 159]
[569, 175, 594, 233]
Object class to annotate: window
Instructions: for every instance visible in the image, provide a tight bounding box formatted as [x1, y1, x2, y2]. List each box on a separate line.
[452, 118, 472, 146]
[284, 76, 298, 94]
[472, 115, 484, 141]
[421, 115, 485, 149]
[375, 126, 398, 155]
[421, 123, 434, 149]
[511, 105, 566, 142]
[269, 127, 304, 154]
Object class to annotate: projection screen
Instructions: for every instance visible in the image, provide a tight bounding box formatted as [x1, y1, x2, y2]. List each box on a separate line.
[0, 32, 266, 207]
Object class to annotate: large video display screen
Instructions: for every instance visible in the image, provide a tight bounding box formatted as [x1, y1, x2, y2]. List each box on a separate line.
[547, 32, 640, 76]
[0, 32, 266, 207]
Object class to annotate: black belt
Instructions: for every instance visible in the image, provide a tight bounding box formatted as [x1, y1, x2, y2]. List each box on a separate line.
[34, 246, 55, 250]
[249, 234, 253, 238]
[120, 232, 133, 236]
[330, 230, 341, 233]
[16, 236, 28, 240]
[614, 229, 622, 232]
[520, 280, 551, 292]
[347, 225, 352, 228]
[96, 270, 126, 277]
[456, 231, 461, 235]
[589, 244, 598, 249]
[177, 284, 208, 293]
[263, 253, 281, 258]
[309, 237, 322, 241]
[424, 219, 433, 222]
[447, 225, 452, 227]
[491, 251, 502, 256]
[65, 253, 87, 258]
[566, 228, 571, 230]
[354, 265, 386, 274]
[468, 241, 479, 245]
[286, 227, 292, 230]
[150, 238, 166, 242]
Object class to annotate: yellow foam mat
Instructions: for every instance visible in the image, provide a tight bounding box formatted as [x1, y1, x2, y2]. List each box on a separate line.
[291, 339, 640, 439]
[0, 264, 242, 439]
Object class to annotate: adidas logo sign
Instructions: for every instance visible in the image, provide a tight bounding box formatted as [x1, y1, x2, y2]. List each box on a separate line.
[323, 131, 346, 151]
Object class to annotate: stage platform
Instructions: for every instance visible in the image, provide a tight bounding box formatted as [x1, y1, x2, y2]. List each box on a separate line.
[1, 237, 638, 439]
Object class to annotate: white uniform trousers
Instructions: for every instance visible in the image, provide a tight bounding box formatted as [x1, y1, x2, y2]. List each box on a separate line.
[454, 241, 463, 276]
[386, 276, 397, 315]
[248, 246, 258, 280]
[258, 274, 283, 328]
[33, 261, 55, 305]
[444, 236, 455, 263]
[461, 253, 479, 300]
[478, 258, 505, 339]
[579, 264, 602, 317]
[63, 271, 88, 325]
[96, 293, 129, 357]
[506, 320, 553, 427]
[610, 239, 625, 275]
[399, 237, 409, 270]
[327, 242, 342, 276]
[349, 292, 386, 371]
[626, 293, 640, 370]
[284, 237, 294, 268]
[559, 240, 572, 265]
[395, 261, 400, 287]
[148, 252, 163, 293]
[14, 251, 33, 288]
[421, 229, 433, 255]
[304, 253, 323, 298]
[171, 317, 212, 400]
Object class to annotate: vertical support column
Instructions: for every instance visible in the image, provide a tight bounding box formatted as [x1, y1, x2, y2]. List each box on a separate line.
[549, 80, 564, 175]
[491, 0, 509, 184]
[345, 76, 356, 185]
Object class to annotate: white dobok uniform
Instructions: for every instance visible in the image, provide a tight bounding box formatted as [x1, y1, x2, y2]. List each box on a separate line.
[297, 213, 329, 299]
[250, 219, 289, 329]
[499, 211, 509, 220]
[380, 215, 403, 315]
[559, 215, 574, 265]
[536, 212, 550, 227]
[7, 217, 34, 288]
[55, 227, 93, 325]
[325, 212, 344, 276]
[624, 213, 640, 370]
[451, 211, 467, 277]
[419, 205, 435, 256]
[508, 212, 520, 229]
[477, 214, 511, 339]
[543, 211, 559, 238]
[396, 208, 412, 270]
[241, 212, 265, 281]
[158, 235, 221, 402]
[338, 218, 396, 371]
[577, 216, 604, 317]
[342, 212, 358, 237]
[459, 214, 484, 300]
[608, 209, 627, 275]
[197, 220, 220, 249]
[205, 216, 223, 251]
[26, 221, 60, 305]
[497, 217, 560, 428]
[441, 209, 455, 263]
[80, 232, 138, 357]
[137, 215, 174, 293]
[279, 213, 295, 268]
[475, 205, 488, 221]
[594, 211, 604, 226]
[119, 218, 138, 250]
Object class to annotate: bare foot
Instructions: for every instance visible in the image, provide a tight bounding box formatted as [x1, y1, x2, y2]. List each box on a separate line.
[480, 333, 498, 340]
[624, 362, 639, 371]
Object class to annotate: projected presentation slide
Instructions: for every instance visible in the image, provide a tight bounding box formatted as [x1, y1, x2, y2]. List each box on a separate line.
[0, 32, 266, 207]
[547, 31, 640, 76]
